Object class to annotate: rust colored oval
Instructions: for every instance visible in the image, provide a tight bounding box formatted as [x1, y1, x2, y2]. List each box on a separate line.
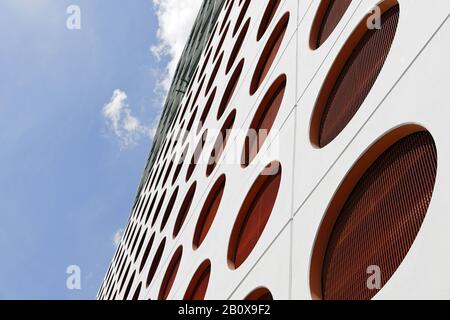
[186, 130, 208, 181]
[220, 0, 234, 35]
[172, 144, 189, 185]
[158, 246, 183, 300]
[207, 110, 236, 177]
[133, 229, 147, 263]
[217, 59, 244, 120]
[311, 4, 400, 147]
[233, 0, 251, 37]
[205, 22, 218, 54]
[242, 74, 286, 167]
[173, 182, 197, 238]
[311, 130, 437, 300]
[199, 46, 213, 81]
[215, 22, 230, 61]
[244, 287, 274, 300]
[160, 187, 179, 232]
[123, 271, 135, 300]
[139, 232, 155, 272]
[257, 0, 282, 41]
[311, 0, 352, 49]
[198, 87, 217, 134]
[228, 161, 282, 269]
[206, 52, 224, 96]
[193, 175, 226, 249]
[146, 237, 166, 287]
[144, 193, 158, 224]
[250, 12, 289, 95]
[131, 282, 142, 300]
[183, 259, 211, 300]
[227, 18, 250, 75]
[161, 156, 174, 187]
[151, 189, 167, 227]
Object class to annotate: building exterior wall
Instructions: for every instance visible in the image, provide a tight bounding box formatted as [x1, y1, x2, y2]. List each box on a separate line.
[98, 0, 450, 300]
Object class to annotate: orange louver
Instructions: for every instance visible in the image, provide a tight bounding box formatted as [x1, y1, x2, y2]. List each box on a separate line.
[322, 132, 438, 300]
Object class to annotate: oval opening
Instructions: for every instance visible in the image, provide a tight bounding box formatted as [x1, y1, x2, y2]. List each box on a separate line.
[242, 74, 286, 167]
[310, 127, 437, 300]
[139, 232, 155, 272]
[233, 0, 251, 37]
[310, 0, 352, 49]
[244, 287, 274, 300]
[182, 107, 198, 145]
[173, 182, 197, 238]
[215, 22, 230, 61]
[131, 282, 142, 300]
[133, 229, 147, 263]
[220, 0, 234, 34]
[227, 18, 251, 75]
[198, 87, 217, 134]
[207, 110, 236, 177]
[129, 226, 142, 253]
[161, 156, 175, 186]
[257, 0, 282, 41]
[144, 193, 158, 224]
[205, 22, 218, 54]
[158, 246, 183, 300]
[193, 175, 226, 249]
[198, 46, 213, 81]
[186, 130, 208, 181]
[250, 12, 289, 95]
[183, 259, 211, 300]
[190, 75, 206, 112]
[178, 94, 190, 124]
[160, 187, 179, 232]
[151, 189, 167, 228]
[119, 263, 131, 294]
[186, 67, 198, 96]
[310, 2, 400, 148]
[172, 145, 188, 186]
[228, 161, 282, 269]
[123, 271, 135, 300]
[147, 237, 166, 287]
[217, 59, 244, 120]
[206, 52, 224, 96]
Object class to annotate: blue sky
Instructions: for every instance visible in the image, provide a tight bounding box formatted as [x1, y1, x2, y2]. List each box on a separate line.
[0, 0, 200, 299]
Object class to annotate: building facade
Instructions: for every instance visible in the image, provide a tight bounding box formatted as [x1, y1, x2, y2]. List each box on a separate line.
[98, 0, 450, 300]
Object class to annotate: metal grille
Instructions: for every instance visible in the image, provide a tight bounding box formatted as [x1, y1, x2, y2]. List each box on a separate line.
[319, 5, 399, 147]
[322, 132, 438, 300]
[316, 0, 352, 47]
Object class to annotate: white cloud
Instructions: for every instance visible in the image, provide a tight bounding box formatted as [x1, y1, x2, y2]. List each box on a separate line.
[113, 228, 124, 248]
[151, 0, 203, 93]
[102, 89, 152, 149]
[102, 2, 202, 148]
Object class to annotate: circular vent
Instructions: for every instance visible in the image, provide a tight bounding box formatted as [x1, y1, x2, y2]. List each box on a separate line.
[184, 259, 211, 300]
[147, 237, 166, 287]
[207, 109, 236, 176]
[228, 161, 282, 269]
[173, 182, 197, 238]
[244, 287, 273, 300]
[242, 74, 286, 167]
[250, 12, 289, 95]
[311, 129, 438, 300]
[311, 3, 399, 148]
[257, 0, 282, 41]
[159, 246, 183, 300]
[193, 175, 226, 249]
[310, 0, 352, 49]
